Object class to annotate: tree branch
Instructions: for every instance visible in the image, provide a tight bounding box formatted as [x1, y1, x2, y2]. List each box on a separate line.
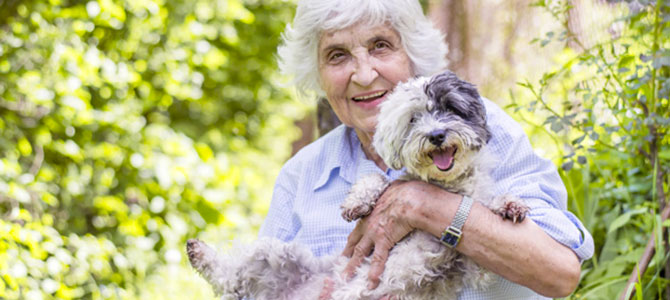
[0, 97, 51, 120]
[0, 194, 20, 221]
[29, 144, 44, 176]
[620, 203, 670, 300]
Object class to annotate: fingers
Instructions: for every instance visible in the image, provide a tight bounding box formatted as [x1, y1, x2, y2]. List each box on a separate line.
[367, 244, 391, 289]
[342, 221, 365, 257]
[318, 277, 335, 300]
[340, 181, 420, 289]
[343, 221, 396, 289]
[342, 234, 374, 280]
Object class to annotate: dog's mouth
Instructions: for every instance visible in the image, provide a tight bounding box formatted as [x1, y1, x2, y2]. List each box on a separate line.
[429, 146, 457, 171]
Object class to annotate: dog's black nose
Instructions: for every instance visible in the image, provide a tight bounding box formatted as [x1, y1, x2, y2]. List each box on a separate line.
[428, 130, 446, 146]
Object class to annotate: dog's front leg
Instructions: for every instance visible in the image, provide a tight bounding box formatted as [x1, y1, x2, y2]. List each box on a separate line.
[341, 173, 391, 222]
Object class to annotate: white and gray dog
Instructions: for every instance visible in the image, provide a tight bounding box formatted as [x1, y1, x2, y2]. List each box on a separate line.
[186, 71, 529, 300]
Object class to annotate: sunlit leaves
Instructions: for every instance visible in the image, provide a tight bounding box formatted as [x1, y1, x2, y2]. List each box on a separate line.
[1, 0, 301, 298]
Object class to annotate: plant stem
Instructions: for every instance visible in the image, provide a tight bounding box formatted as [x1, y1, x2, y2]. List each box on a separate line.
[620, 204, 670, 300]
[648, 2, 670, 297]
[597, 50, 633, 136]
[649, 1, 661, 116]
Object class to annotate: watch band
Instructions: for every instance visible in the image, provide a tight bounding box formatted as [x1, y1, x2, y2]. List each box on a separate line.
[440, 195, 474, 248]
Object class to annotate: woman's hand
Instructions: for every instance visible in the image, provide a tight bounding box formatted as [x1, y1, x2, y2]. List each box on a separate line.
[318, 277, 397, 299]
[340, 178, 581, 297]
[318, 277, 335, 300]
[340, 180, 458, 289]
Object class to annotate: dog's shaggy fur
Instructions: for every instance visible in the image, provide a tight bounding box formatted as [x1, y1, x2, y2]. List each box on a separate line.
[186, 71, 529, 300]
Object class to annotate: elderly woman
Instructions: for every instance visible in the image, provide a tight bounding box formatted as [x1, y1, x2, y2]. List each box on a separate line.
[260, 0, 594, 298]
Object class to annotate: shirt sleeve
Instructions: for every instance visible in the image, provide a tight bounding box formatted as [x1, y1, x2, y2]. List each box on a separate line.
[258, 161, 301, 242]
[486, 103, 595, 262]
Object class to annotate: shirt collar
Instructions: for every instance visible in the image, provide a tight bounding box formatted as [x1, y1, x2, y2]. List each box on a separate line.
[313, 126, 383, 191]
[313, 125, 404, 191]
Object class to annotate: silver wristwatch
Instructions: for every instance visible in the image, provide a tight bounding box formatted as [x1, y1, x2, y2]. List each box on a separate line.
[440, 195, 474, 248]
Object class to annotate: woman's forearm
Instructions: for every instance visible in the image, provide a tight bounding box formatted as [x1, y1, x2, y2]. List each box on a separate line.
[411, 188, 581, 297]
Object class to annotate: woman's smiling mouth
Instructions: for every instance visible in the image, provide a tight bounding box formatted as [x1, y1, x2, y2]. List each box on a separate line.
[352, 91, 387, 102]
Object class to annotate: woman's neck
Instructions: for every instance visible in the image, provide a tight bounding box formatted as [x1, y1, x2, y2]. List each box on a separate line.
[355, 128, 388, 171]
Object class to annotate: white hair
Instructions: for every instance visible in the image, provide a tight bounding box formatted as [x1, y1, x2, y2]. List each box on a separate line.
[277, 0, 448, 97]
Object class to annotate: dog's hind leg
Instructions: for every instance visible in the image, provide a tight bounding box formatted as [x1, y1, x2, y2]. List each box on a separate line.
[186, 239, 242, 298]
[188, 238, 333, 300]
[236, 238, 335, 300]
[340, 173, 391, 222]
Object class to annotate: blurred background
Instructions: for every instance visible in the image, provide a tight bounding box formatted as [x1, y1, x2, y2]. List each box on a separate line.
[0, 0, 667, 299]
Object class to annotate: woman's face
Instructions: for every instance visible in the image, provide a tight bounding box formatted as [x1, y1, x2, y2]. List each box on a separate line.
[318, 22, 413, 137]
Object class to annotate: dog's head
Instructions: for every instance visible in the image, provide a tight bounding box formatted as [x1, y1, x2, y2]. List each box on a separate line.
[373, 71, 491, 182]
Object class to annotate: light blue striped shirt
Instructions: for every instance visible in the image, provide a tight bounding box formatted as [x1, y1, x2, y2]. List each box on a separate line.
[259, 98, 594, 299]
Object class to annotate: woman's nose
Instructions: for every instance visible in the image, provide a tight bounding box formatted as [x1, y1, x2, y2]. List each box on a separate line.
[351, 56, 379, 87]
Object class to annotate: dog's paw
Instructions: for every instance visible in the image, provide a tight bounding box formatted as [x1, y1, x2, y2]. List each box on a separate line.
[493, 197, 529, 223]
[340, 173, 390, 222]
[187, 238, 219, 272]
[186, 239, 205, 266]
[341, 204, 374, 222]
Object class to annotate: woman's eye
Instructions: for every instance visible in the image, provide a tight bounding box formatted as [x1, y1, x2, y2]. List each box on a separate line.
[328, 51, 346, 63]
[373, 41, 391, 50]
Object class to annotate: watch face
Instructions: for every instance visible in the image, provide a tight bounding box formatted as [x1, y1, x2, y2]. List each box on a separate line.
[441, 233, 459, 247]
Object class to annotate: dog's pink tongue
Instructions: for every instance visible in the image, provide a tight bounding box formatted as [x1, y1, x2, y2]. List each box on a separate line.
[432, 147, 456, 170]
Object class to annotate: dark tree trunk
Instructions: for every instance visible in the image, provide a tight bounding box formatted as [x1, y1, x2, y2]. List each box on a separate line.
[429, 0, 471, 79]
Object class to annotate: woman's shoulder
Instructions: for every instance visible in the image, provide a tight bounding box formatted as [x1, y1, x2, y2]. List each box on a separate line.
[482, 97, 526, 141]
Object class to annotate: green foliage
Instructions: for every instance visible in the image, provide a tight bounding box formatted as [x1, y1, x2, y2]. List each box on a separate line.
[0, 0, 303, 298]
[510, 1, 670, 299]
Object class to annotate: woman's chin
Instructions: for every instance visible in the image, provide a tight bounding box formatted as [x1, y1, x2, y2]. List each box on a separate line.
[349, 117, 379, 138]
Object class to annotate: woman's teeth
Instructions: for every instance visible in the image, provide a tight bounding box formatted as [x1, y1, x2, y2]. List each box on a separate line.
[353, 91, 386, 101]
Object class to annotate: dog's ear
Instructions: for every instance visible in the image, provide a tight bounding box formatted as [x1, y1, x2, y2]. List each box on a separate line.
[451, 81, 491, 146]
[426, 72, 484, 120]
[373, 128, 404, 170]
[373, 106, 406, 171]
[373, 82, 424, 170]
[378, 142, 404, 170]
[426, 71, 491, 145]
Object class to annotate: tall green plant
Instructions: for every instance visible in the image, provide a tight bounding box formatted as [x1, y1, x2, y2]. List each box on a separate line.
[509, 0, 669, 299]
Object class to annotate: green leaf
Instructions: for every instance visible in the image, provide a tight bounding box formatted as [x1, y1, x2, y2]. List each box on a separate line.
[577, 156, 586, 164]
[196, 200, 221, 224]
[659, 150, 670, 160]
[562, 161, 573, 171]
[608, 208, 647, 234]
[618, 55, 635, 68]
[572, 134, 586, 145]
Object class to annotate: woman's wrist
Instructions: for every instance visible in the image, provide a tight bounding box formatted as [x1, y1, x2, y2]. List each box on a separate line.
[407, 182, 460, 237]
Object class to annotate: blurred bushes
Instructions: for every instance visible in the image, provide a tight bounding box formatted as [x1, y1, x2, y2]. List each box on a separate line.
[510, 1, 669, 298]
[0, 0, 303, 298]
[5, 0, 666, 299]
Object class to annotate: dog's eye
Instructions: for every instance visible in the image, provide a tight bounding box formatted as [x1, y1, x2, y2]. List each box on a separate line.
[409, 116, 416, 124]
